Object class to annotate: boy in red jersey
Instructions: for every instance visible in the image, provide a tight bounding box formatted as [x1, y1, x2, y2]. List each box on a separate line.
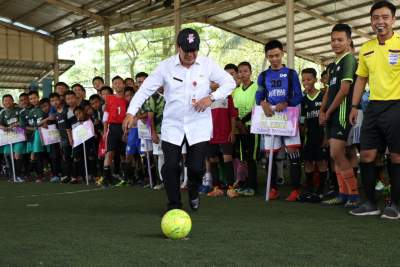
[102, 76, 127, 187]
[206, 82, 238, 198]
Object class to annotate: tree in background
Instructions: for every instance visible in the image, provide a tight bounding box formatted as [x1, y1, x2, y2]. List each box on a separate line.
[57, 23, 321, 89]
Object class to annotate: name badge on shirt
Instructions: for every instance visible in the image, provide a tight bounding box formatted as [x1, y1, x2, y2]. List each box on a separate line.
[191, 93, 196, 104]
[7, 117, 17, 125]
[389, 53, 399, 65]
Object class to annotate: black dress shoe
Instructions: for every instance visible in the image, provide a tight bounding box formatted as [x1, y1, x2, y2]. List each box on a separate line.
[189, 197, 200, 211]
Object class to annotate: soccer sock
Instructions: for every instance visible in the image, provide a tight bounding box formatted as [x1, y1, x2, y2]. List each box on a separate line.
[360, 162, 378, 205]
[35, 156, 43, 177]
[121, 161, 129, 181]
[150, 157, 158, 186]
[223, 161, 235, 186]
[288, 151, 301, 190]
[317, 171, 328, 195]
[22, 154, 30, 177]
[88, 158, 96, 178]
[389, 163, 400, 206]
[376, 165, 385, 183]
[103, 166, 112, 184]
[209, 162, 219, 187]
[114, 154, 121, 175]
[305, 172, 314, 192]
[336, 172, 347, 201]
[72, 160, 80, 178]
[341, 168, 359, 201]
[14, 159, 22, 177]
[276, 159, 284, 181]
[29, 159, 36, 175]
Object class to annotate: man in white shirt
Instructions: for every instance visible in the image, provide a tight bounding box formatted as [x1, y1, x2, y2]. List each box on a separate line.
[123, 28, 236, 212]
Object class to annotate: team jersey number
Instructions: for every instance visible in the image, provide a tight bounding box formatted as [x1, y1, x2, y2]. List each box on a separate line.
[271, 80, 282, 88]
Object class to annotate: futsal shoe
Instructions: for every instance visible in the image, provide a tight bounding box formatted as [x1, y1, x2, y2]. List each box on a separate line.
[207, 187, 224, 197]
[349, 201, 381, 216]
[269, 188, 280, 200]
[286, 189, 300, 202]
[227, 186, 239, 198]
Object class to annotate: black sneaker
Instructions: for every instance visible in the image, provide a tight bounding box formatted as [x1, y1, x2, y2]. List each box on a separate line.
[297, 192, 312, 203]
[381, 203, 400, 220]
[349, 201, 381, 216]
[189, 197, 200, 211]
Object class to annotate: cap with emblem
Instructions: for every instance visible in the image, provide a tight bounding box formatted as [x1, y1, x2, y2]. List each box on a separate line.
[177, 28, 200, 52]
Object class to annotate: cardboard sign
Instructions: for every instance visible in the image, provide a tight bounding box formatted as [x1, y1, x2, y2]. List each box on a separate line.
[40, 125, 61, 145]
[72, 120, 95, 148]
[0, 127, 26, 146]
[250, 106, 300, 137]
[137, 120, 151, 140]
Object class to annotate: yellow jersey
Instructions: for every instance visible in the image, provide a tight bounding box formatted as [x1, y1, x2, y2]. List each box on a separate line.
[357, 32, 400, 100]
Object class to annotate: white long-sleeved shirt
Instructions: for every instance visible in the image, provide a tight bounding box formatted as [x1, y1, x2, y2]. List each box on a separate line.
[127, 54, 236, 146]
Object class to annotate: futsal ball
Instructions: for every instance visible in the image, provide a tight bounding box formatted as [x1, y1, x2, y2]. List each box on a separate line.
[161, 209, 192, 240]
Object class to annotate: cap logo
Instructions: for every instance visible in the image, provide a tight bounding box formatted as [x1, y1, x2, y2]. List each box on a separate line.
[187, 33, 195, 43]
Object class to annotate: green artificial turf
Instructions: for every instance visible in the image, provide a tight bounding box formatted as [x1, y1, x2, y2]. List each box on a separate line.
[0, 181, 399, 267]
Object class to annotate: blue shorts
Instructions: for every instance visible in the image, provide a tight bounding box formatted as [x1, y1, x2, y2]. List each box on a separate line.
[126, 128, 141, 155]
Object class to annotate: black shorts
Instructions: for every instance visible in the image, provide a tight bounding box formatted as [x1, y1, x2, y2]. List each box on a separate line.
[326, 109, 352, 141]
[106, 123, 124, 153]
[207, 143, 233, 158]
[302, 144, 328, 162]
[360, 101, 400, 153]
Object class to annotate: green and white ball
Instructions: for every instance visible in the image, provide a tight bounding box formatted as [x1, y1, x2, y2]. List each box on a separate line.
[161, 209, 192, 240]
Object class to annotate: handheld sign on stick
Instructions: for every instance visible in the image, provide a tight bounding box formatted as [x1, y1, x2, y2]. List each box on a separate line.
[0, 128, 26, 183]
[72, 120, 95, 186]
[251, 106, 300, 202]
[138, 119, 153, 188]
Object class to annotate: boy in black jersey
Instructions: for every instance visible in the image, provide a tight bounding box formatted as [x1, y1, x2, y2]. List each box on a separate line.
[319, 24, 360, 207]
[65, 90, 80, 183]
[89, 94, 104, 179]
[50, 92, 72, 182]
[299, 68, 328, 202]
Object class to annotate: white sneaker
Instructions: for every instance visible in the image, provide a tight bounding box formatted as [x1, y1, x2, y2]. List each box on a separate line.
[153, 183, 164, 190]
[15, 177, 25, 183]
[375, 180, 385, 191]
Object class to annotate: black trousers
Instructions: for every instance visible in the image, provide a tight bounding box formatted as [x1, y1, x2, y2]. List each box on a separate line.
[161, 138, 207, 210]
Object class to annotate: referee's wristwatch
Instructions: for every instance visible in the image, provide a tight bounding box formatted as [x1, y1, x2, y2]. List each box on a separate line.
[209, 94, 215, 102]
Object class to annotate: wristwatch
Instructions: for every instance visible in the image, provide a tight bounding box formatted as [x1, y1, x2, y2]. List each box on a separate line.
[209, 94, 215, 102]
[351, 104, 360, 109]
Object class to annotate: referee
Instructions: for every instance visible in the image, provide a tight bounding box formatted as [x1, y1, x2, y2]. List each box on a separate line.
[349, 1, 400, 219]
[123, 28, 235, 212]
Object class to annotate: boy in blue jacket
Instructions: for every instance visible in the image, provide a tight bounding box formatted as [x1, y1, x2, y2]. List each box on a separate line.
[256, 40, 303, 201]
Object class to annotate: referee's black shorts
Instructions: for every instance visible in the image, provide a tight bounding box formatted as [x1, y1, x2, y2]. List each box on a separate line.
[360, 100, 400, 153]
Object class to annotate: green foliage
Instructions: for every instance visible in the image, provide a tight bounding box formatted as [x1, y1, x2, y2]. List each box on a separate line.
[57, 23, 322, 89]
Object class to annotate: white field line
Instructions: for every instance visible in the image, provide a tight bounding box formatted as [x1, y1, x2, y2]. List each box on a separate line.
[11, 187, 105, 199]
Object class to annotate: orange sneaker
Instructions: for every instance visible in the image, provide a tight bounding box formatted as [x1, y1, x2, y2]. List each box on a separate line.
[269, 188, 280, 200]
[207, 187, 224, 197]
[227, 186, 239, 198]
[286, 189, 300, 202]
